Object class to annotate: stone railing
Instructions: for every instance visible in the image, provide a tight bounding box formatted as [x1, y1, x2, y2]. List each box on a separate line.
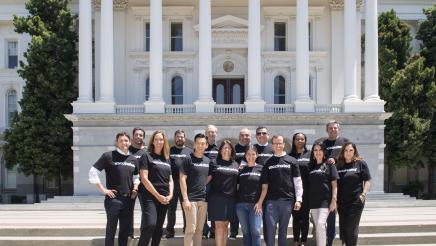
[315, 104, 342, 113]
[265, 104, 295, 113]
[214, 104, 246, 114]
[165, 104, 196, 114]
[115, 104, 145, 114]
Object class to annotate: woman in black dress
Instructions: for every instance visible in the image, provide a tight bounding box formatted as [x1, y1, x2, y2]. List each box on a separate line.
[138, 130, 173, 246]
[337, 142, 371, 246]
[289, 133, 310, 246]
[208, 140, 240, 246]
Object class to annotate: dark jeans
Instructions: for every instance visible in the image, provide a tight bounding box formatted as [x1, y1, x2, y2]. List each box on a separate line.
[292, 203, 310, 243]
[128, 195, 137, 236]
[236, 202, 262, 246]
[326, 211, 336, 246]
[104, 196, 132, 246]
[138, 192, 168, 246]
[338, 199, 364, 246]
[264, 200, 294, 246]
[166, 181, 185, 235]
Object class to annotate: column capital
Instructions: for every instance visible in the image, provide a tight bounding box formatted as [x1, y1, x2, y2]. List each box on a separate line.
[329, 0, 344, 10]
[93, 0, 128, 10]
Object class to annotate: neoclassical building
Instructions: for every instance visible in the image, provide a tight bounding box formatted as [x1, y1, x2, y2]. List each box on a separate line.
[0, 0, 433, 200]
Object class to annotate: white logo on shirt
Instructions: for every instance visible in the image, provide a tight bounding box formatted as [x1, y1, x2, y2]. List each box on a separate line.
[134, 155, 141, 159]
[327, 146, 342, 150]
[268, 164, 291, 169]
[193, 163, 209, 168]
[170, 154, 188, 158]
[259, 153, 273, 157]
[338, 168, 357, 173]
[298, 158, 310, 162]
[205, 150, 219, 154]
[114, 162, 136, 168]
[310, 169, 326, 174]
[152, 160, 171, 167]
[217, 167, 239, 173]
[236, 153, 245, 157]
[240, 172, 261, 177]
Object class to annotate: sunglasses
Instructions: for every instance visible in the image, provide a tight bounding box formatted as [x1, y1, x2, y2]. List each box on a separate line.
[256, 132, 268, 136]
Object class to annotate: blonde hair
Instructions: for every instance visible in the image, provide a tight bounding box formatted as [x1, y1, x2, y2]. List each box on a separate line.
[148, 130, 170, 160]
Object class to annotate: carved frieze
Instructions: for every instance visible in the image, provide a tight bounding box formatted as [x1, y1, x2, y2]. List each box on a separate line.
[93, 0, 128, 10]
[329, 0, 363, 10]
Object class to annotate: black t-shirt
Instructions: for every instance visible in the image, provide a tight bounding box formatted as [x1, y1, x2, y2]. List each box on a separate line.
[290, 150, 311, 203]
[129, 145, 146, 159]
[170, 146, 193, 182]
[308, 162, 339, 209]
[138, 152, 172, 197]
[205, 143, 219, 160]
[337, 160, 371, 205]
[263, 155, 301, 201]
[322, 137, 349, 161]
[237, 164, 266, 203]
[93, 150, 138, 194]
[209, 158, 240, 197]
[254, 143, 274, 166]
[180, 153, 211, 201]
[235, 143, 249, 164]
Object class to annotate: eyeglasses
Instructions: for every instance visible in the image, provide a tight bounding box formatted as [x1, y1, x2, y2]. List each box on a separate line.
[256, 132, 268, 136]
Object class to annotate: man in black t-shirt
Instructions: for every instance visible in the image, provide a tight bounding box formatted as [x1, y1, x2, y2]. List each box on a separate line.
[165, 129, 192, 238]
[263, 135, 303, 246]
[317, 121, 349, 246]
[254, 126, 274, 166]
[203, 125, 218, 238]
[180, 133, 211, 246]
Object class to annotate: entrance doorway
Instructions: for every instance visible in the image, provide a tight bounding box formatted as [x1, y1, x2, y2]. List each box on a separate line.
[213, 78, 244, 104]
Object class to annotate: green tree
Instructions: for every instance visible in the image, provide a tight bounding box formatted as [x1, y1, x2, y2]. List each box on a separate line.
[378, 10, 412, 111]
[2, 0, 77, 201]
[416, 4, 436, 69]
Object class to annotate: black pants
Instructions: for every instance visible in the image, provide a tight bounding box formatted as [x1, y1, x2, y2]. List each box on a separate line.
[104, 196, 132, 246]
[338, 199, 364, 246]
[292, 204, 310, 242]
[326, 211, 336, 246]
[230, 217, 239, 236]
[128, 195, 137, 236]
[138, 193, 168, 246]
[166, 181, 185, 235]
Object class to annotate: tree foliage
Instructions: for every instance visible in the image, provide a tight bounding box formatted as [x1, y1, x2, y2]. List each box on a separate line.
[416, 4, 436, 69]
[2, 0, 77, 180]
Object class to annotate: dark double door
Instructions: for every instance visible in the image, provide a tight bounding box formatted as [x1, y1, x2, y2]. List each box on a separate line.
[212, 78, 244, 104]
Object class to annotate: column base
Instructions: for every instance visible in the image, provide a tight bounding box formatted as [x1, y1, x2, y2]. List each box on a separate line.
[294, 99, 315, 112]
[144, 100, 165, 113]
[194, 99, 215, 113]
[343, 98, 384, 112]
[72, 101, 115, 114]
[244, 99, 265, 113]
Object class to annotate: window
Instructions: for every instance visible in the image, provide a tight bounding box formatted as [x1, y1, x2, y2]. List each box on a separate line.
[7, 41, 18, 69]
[145, 22, 150, 51]
[5, 165, 17, 189]
[309, 22, 313, 51]
[309, 75, 314, 100]
[145, 78, 150, 101]
[274, 76, 286, 104]
[171, 76, 183, 104]
[6, 90, 17, 127]
[171, 23, 183, 51]
[274, 22, 286, 51]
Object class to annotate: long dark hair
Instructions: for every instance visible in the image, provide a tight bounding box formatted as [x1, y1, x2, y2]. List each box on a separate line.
[337, 142, 363, 169]
[217, 139, 236, 161]
[289, 132, 308, 158]
[309, 141, 327, 168]
[148, 130, 170, 160]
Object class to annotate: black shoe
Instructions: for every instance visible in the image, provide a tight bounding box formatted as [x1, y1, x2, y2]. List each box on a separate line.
[209, 232, 215, 239]
[229, 234, 237, 240]
[165, 234, 174, 239]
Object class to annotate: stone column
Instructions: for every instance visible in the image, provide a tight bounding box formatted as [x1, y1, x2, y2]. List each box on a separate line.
[245, 0, 265, 112]
[329, 1, 345, 104]
[95, 0, 116, 113]
[194, 0, 215, 112]
[294, 0, 314, 112]
[145, 0, 165, 113]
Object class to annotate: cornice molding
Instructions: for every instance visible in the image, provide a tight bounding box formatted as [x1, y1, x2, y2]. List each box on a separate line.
[93, 0, 128, 10]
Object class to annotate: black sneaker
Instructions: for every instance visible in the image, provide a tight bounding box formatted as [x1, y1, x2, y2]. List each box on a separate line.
[229, 234, 237, 240]
[209, 232, 215, 239]
[165, 234, 174, 239]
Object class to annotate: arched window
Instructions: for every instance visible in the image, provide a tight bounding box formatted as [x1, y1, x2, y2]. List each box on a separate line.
[6, 90, 17, 127]
[274, 76, 286, 104]
[145, 78, 150, 101]
[171, 76, 183, 104]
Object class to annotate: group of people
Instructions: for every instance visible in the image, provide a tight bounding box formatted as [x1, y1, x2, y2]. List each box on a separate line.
[88, 121, 371, 246]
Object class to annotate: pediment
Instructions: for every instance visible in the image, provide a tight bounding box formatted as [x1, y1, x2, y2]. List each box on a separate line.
[194, 15, 248, 31]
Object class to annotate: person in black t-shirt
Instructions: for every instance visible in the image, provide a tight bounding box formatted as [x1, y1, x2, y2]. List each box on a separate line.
[253, 126, 274, 166]
[308, 142, 339, 246]
[236, 145, 268, 246]
[88, 132, 139, 246]
[203, 125, 218, 238]
[317, 120, 349, 246]
[263, 135, 303, 246]
[289, 133, 311, 246]
[336, 142, 371, 246]
[165, 129, 192, 238]
[208, 140, 240, 246]
[180, 133, 211, 246]
[137, 130, 173, 246]
[127, 127, 146, 239]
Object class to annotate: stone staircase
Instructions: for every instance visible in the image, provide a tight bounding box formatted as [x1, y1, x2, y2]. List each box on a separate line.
[1, 193, 436, 245]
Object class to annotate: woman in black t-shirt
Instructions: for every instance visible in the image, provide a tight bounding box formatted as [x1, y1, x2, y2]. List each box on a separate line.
[289, 133, 310, 246]
[308, 142, 339, 246]
[88, 132, 139, 246]
[236, 145, 268, 246]
[138, 130, 173, 246]
[336, 142, 371, 246]
[208, 140, 239, 246]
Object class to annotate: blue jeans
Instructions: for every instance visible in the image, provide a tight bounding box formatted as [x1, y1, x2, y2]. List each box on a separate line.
[327, 211, 336, 246]
[236, 203, 262, 246]
[264, 200, 294, 246]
